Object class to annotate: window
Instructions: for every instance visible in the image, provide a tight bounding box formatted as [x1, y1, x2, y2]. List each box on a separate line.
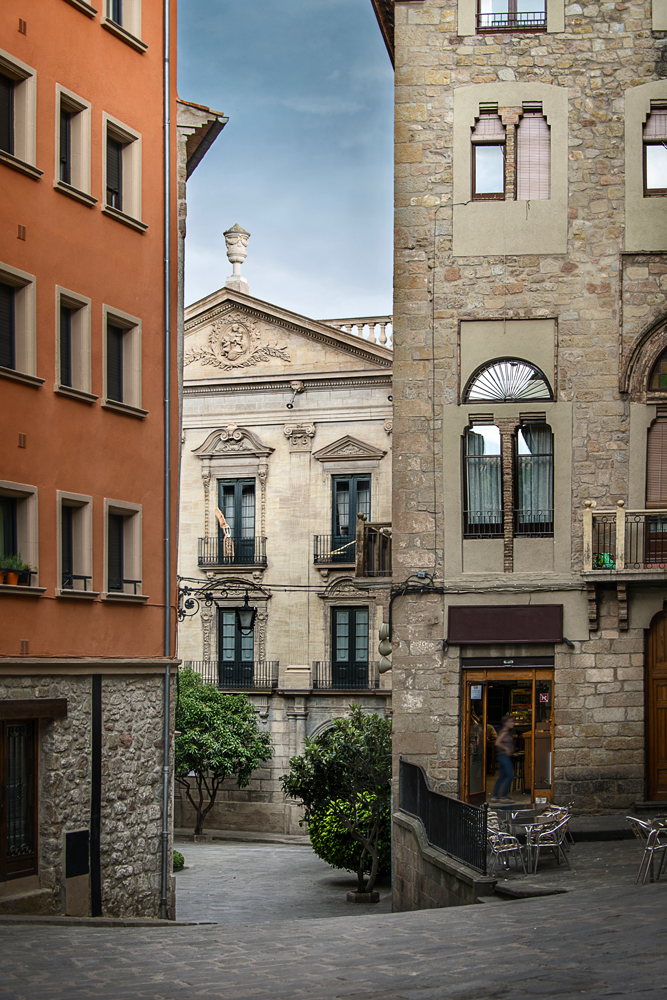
[218, 609, 254, 687]
[464, 359, 553, 402]
[332, 607, 369, 689]
[0, 263, 39, 386]
[102, 0, 146, 52]
[102, 306, 144, 415]
[516, 108, 550, 200]
[649, 349, 667, 392]
[102, 116, 145, 230]
[647, 416, 667, 508]
[57, 492, 94, 596]
[55, 287, 94, 401]
[643, 103, 667, 198]
[0, 720, 37, 882]
[515, 423, 553, 536]
[463, 426, 502, 537]
[54, 87, 94, 205]
[0, 481, 39, 587]
[471, 110, 505, 200]
[104, 499, 144, 600]
[332, 476, 370, 558]
[0, 49, 39, 179]
[217, 479, 258, 564]
[477, 0, 546, 31]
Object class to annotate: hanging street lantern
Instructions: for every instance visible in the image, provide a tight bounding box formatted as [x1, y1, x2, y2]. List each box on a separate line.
[235, 590, 257, 635]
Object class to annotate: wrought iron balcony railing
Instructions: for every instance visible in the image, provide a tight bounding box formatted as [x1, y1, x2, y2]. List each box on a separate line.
[61, 573, 94, 591]
[583, 502, 667, 572]
[198, 536, 267, 567]
[313, 534, 356, 564]
[312, 661, 380, 691]
[184, 660, 279, 690]
[477, 11, 546, 31]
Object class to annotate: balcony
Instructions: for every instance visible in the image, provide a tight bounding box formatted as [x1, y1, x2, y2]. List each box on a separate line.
[185, 660, 279, 690]
[197, 536, 267, 568]
[583, 502, 667, 575]
[313, 534, 356, 565]
[312, 661, 380, 691]
[477, 11, 546, 31]
[354, 516, 392, 578]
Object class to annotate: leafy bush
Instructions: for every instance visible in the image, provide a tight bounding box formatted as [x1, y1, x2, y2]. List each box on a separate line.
[173, 850, 185, 871]
[308, 794, 390, 876]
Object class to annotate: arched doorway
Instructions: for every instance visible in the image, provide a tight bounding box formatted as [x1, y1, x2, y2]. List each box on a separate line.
[646, 611, 667, 800]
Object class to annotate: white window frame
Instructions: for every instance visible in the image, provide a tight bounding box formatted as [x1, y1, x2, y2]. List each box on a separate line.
[101, 1, 147, 55]
[54, 286, 96, 403]
[63, 0, 98, 16]
[54, 85, 95, 207]
[56, 491, 96, 598]
[0, 48, 41, 180]
[0, 480, 41, 594]
[102, 303, 146, 417]
[0, 261, 42, 388]
[457, 0, 563, 34]
[102, 498, 146, 601]
[102, 114, 146, 232]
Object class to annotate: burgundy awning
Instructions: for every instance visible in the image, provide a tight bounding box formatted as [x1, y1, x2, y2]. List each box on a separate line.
[448, 605, 563, 644]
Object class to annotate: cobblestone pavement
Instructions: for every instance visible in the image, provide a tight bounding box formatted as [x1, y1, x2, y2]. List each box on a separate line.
[173, 841, 392, 923]
[0, 880, 665, 999]
[493, 836, 646, 893]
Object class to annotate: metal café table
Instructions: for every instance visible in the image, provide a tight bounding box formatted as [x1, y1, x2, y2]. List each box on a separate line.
[496, 807, 554, 872]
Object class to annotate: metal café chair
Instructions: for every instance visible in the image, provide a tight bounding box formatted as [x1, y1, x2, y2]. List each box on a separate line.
[530, 816, 571, 874]
[635, 822, 667, 885]
[487, 829, 527, 875]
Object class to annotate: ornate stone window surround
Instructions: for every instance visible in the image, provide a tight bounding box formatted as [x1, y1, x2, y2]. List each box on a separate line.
[318, 582, 379, 667]
[200, 580, 272, 663]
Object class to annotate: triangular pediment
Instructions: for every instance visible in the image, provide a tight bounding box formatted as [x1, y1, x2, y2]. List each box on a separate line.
[183, 287, 392, 383]
[312, 435, 387, 463]
[192, 425, 274, 460]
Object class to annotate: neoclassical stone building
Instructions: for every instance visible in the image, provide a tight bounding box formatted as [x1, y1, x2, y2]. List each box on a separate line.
[176, 232, 393, 833]
[370, 0, 667, 815]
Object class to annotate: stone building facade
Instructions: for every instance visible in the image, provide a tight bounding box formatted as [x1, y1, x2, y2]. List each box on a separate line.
[369, 0, 667, 816]
[175, 235, 393, 834]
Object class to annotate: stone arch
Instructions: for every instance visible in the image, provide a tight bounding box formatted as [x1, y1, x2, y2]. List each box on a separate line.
[623, 314, 667, 401]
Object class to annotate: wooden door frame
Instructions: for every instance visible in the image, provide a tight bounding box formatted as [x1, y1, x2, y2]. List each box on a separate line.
[646, 611, 667, 800]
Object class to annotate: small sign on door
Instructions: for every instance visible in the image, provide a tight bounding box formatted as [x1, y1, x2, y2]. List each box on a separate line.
[539, 692, 549, 704]
[471, 685, 482, 700]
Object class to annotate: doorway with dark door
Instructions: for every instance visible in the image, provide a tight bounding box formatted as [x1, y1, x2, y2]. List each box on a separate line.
[218, 608, 254, 687]
[647, 611, 667, 800]
[332, 607, 369, 689]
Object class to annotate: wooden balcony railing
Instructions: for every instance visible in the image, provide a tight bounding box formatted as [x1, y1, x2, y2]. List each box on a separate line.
[583, 501, 667, 572]
[355, 514, 392, 578]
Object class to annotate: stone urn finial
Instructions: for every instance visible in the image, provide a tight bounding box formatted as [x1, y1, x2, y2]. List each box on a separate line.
[224, 223, 250, 294]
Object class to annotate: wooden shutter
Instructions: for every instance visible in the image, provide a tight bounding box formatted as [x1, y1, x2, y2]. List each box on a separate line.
[0, 281, 15, 370]
[59, 305, 72, 386]
[59, 108, 71, 184]
[106, 137, 122, 210]
[106, 324, 124, 401]
[0, 73, 13, 155]
[517, 111, 550, 201]
[107, 513, 124, 591]
[647, 417, 667, 508]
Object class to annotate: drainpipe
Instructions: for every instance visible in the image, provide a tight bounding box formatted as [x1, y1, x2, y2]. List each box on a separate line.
[160, 0, 172, 922]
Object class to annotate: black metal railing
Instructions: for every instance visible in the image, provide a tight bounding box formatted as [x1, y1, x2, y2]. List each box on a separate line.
[313, 534, 356, 564]
[61, 573, 94, 591]
[463, 509, 503, 538]
[312, 661, 380, 691]
[591, 513, 667, 571]
[514, 509, 554, 537]
[184, 660, 279, 690]
[477, 11, 546, 30]
[107, 577, 141, 594]
[399, 758, 488, 875]
[198, 536, 267, 567]
[591, 514, 617, 569]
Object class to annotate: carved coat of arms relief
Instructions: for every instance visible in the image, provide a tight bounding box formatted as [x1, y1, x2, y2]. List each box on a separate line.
[184, 314, 291, 371]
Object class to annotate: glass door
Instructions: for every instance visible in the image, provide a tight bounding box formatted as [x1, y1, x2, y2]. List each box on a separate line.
[218, 609, 254, 687]
[465, 678, 487, 805]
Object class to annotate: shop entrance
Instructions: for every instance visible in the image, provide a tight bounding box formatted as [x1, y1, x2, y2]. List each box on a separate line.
[462, 664, 555, 805]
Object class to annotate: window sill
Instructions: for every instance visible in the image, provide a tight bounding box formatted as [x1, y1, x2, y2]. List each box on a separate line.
[101, 205, 148, 232]
[0, 585, 45, 597]
[101, 398, 148, 418]
[101, 591, 149, 603]
[0, 366, 45, 388]
[55, 384, 99, 404]
[55, 588, 100, 599]
[53, 179, 97, 207]
[63, 0, 98, 15]
[101, 17, 148, 52]
[0, 149, 43, 180]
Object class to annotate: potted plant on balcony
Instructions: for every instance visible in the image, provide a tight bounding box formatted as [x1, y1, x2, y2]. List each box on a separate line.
[0, 553, 33, 585]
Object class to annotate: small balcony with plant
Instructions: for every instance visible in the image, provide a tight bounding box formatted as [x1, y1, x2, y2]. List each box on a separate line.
[583, 500, 667, 578]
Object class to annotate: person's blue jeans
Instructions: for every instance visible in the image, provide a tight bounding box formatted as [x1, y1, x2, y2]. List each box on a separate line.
[493, 754, 514, 798]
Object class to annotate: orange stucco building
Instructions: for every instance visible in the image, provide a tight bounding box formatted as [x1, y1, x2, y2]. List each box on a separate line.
[0, 0, 180, 917]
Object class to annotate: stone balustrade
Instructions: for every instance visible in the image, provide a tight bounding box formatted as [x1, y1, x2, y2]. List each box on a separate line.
[320, 316, 393, 349]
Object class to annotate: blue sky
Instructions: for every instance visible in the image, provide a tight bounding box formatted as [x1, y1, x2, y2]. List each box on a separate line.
[177, 0, 394, 320]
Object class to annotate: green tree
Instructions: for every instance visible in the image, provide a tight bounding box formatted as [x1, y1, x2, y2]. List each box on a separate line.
[281, 705, 392, 894]
[175, 668, 273, 835]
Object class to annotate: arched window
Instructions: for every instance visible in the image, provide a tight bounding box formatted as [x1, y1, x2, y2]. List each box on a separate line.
[515, 423, 554, 536]
[464, 359, 553, 402]
[649, 349, 667, 392]
[463, 425, 502, 537]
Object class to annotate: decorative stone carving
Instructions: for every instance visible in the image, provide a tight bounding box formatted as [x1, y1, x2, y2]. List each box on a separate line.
[193, 425, 274, 460]
[255, 609, 268, 661]
[224, 223, 250, 295]
[184, 314, 290, 371]
[384, 419, 393, 435]
[312, 435, 387, 463]
[284, 423, 316, 452]
[201, 607, 213, 662]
